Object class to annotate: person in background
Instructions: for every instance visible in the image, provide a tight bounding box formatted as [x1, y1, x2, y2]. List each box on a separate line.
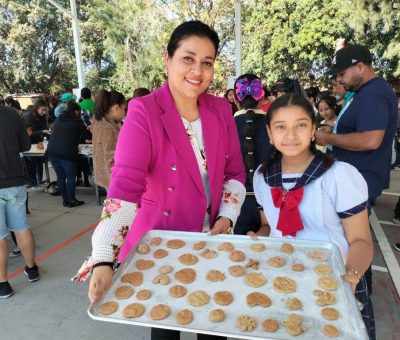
[391, 92, 400, 170]
[47, 95, 59, 125]
[55, 92, 77, 118]
[79, 87, 95, 116]
[317, 95, 338, 128]
[233, 74, 273, 235]
[259, 85, 273, 113]
[224, 88, 238, 114]
[332, 75, 347, 107]
[250, 94, 374, 339]
[0, 94, 4, 105]
[4, 97, 22, 115]
[305, 86, 320, 116]
[0, 105, 40, 298]
[23, 99, 50, 187]
[46, 101, 86, 208]
[80, 20, 246, 340]
[91, 90, 126, 191]
[132, 87, 150, 99]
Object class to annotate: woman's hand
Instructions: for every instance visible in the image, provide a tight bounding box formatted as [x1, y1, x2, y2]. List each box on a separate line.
[341, 271, 360, 292]
[88, 265, 114, 304]
[208, 217, 232, 235]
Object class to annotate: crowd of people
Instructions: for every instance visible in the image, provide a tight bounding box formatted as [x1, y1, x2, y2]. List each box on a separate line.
[0, 19, 399, 340]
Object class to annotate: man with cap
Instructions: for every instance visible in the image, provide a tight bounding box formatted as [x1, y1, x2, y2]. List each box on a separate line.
[316, 44, 397, 340]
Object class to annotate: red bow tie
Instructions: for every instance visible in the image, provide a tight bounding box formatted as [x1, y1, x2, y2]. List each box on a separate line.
[271, 187, 304, 237]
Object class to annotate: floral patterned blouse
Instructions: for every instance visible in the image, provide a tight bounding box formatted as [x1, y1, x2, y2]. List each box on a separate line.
[72, 117, 246, 282]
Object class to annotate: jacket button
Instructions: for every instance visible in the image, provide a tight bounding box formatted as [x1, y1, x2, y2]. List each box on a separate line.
[171, 164, 177, 171]
[163, 211, 170, 216]
[167, 187, 174, 192]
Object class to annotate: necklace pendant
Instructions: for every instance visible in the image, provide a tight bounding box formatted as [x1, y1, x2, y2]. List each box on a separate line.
[282, 190, 287, 202]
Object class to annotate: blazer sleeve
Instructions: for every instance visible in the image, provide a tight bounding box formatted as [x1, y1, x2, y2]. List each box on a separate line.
[107, 99, 151, 203]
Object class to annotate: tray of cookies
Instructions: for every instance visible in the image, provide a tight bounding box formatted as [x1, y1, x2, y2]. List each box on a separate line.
[88, 230, 368, 339]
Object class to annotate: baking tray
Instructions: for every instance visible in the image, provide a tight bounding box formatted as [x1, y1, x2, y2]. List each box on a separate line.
[88, 230, 368, 339]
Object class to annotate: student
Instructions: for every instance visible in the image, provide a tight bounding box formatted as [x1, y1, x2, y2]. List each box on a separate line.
[249, 94, 375, 339]
[317, 95, 338, 128]
[233, 74, 272, 235]
[91, 90, 126, 191]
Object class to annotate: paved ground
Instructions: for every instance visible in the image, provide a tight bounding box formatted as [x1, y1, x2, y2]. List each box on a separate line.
[2, 168, 400, 340]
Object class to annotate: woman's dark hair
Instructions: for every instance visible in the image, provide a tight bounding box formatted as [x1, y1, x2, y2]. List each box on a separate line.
[167, 20, 220, 57]
[5, 97, 21, 110]
[259, 94, 334, 176]
[94, 89, 125, 121]
[33, 99, 48, 115]
[224, 89, 234, 100]
[234, 74, 264, 185]
[81, 87, 92, 99]
[62, 100, 81, 118]
[49, 95, 59, 108]
[132, 88, 150, 98]
[317, 95, 339, 116]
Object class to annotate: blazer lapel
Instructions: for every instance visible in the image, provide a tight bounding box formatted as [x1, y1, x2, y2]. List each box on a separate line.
[156, 84, 205, 196]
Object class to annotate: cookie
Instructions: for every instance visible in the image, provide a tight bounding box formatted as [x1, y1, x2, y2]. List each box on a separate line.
[313, 290, 336, 306]
[115, 286, 134, 300]
[99, 301, 118, 315]
[176, 309, 193, 325]
[174, 268, 196, 284]
[262, 319, 279, 333]
[267, 256, 286, 268]
[169, 285, 187, 298]
[136, 289, 152, 300]
[178, 253, 198, 266]
[213, 291, 233, 306]
[206, 270, 225, 282]
[153, 248, 169, 259]
[323, 325, 340, 338]
[250, 243, 266, 252]
[159, 265, 173, 274]
[322, 307, 339, 320]
[135, 259, 155, 271]
[286, 297, 302, 311]
[314, 264, 332, 276]
[307, 250, 329, 261]
[236, 315, 257, 332]
[200, 248, 219, 259]
[193, 240, 206, 250]
[318, 277, 338, 291]
[152, 274, 170, 285]
[228, 265, 246, 277]
[245, 272, 267, 288]
[209, 309, 225, 323]
[166, 239, 185, 249]
[137, 243, 150, 254]
[246, 292, 271, 307]
[217, 242, 235, 252]
[149, 237, 162, 246]
[123, 303, 145, 318]
[280, 243, 294, 254]
[283, 314, 308, 336]
[121, 271, 143, 286]
[245, 258, 260, 270]
[292, 263, 305, 272]
[187, 291, 210, 307]
[273, 276, 297, 293]
[229, 250, 246, 262]
[150, 304, 170, 320]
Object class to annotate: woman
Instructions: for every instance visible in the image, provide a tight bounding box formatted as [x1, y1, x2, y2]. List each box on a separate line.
[233, 74, 273, 235]
[224, 88, 238, 114]
[23, 99, 50, 186]
[91, 90, 126, 191]
[46, 101, 86, 207]
[86, 20, 246, 340]
[250, 94, 374, 339]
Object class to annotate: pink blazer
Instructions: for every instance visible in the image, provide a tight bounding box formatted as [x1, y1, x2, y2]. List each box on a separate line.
[108, 83, 245, 262]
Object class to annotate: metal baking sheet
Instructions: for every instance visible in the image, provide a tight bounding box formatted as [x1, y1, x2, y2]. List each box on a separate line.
[88, 230, 368, 339]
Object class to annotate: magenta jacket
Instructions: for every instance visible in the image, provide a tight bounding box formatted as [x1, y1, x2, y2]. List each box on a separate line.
[108, 83, 245, 262]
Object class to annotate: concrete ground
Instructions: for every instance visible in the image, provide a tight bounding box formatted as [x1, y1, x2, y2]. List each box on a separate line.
[2, 169, 400, 340]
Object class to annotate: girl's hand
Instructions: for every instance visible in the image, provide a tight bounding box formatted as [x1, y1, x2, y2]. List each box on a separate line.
[341, 272, 360, 292]
[208, 217, 231, 235]
[88, 265, 114, 304]
[247, 231, 258, 240]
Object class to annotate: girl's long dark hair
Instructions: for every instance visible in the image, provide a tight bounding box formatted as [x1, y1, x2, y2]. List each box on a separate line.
[94, 89, 125, 121]
[259, 94, 334, 177]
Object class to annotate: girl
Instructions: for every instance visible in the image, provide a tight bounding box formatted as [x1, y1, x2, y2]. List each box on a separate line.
[224, 88, 238, 114]
[46, 101, 86, 207]
[317, 94, 338, 128]
[91, 90, 126, 191]
[250, 94, 375, 339]
[233, 74, 273, 235]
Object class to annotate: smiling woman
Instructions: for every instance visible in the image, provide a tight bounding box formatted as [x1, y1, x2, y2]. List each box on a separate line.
[83, 21, 246, 340]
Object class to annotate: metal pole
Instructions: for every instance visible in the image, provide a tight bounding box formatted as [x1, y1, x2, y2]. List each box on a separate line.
[70, 0, 85, 88]
[234, 0, 242, 77]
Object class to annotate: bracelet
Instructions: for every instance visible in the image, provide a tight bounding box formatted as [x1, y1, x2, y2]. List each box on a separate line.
[348, 269, 362, 280]
[92, 262, 114, 273]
